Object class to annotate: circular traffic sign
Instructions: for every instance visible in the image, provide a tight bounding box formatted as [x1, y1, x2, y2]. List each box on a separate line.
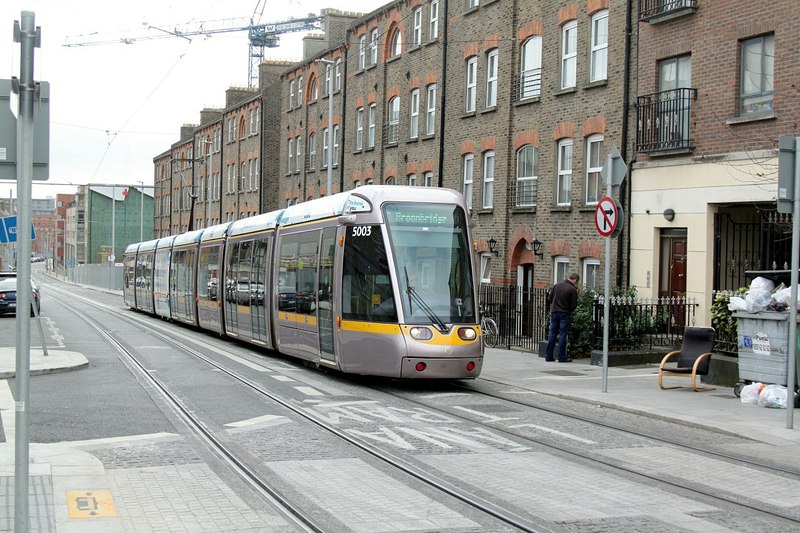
[595, 196, 620, 238]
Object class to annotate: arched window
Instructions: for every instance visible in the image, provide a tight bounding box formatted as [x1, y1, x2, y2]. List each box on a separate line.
[520, 37, 542, 100]
[516, 145, 538, 207]
[308, 132, 317, 170]
[390, 28, 402, 58]
[387, 97, 400, 144]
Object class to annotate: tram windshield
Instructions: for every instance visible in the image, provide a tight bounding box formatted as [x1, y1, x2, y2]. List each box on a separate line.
[384, 203, 476, 325]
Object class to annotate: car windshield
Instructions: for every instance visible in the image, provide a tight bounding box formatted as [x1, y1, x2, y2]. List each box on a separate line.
[0, 278, 35, 291]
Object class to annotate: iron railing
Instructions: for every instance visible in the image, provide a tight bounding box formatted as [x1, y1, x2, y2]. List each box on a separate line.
[383, 122, 399, 146]
[512, 69, 542, 102]
[591, 295, 698, 351]
[511, 178, 538, 208]
[635, 87, 697, 152]
[639, 0, 698, 22]
[479, 284, 549, 351]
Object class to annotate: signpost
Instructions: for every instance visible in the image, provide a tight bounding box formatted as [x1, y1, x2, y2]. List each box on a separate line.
[0, 215, 35, 243]
[598, 147, 628, 393]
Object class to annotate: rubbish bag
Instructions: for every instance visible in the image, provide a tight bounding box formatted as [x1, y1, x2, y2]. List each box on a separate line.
[758, 384, 788, 409]
[740, 382, 764, 405]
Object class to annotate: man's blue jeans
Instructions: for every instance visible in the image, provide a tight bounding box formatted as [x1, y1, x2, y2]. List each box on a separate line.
[545, 311, 571, 361]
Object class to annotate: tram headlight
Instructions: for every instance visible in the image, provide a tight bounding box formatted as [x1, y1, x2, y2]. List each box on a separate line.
[457, 327, 477, 341]
[409, 327, 433, 340]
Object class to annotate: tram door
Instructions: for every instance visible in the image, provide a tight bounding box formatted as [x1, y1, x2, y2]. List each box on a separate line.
[318, 227, 336, 363]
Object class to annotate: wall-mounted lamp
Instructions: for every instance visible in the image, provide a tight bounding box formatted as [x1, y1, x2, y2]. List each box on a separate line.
[531, 237, 544, 259]
[663, 208, 675, 222]
[488, 237, 499, 256]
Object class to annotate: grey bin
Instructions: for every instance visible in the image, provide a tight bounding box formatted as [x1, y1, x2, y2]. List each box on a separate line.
[734, 311, 797, 386]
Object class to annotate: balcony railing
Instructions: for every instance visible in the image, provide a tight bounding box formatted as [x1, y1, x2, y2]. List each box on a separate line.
[383, 122, 399, 146]
[639, 0, 698, 22]
[512, 69, 542, 102]
[635, 87, 697, 153]
[512, 178, 538, 208]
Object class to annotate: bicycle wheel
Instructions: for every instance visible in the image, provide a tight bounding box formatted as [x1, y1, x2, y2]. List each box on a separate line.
[482, 317, 499, 348]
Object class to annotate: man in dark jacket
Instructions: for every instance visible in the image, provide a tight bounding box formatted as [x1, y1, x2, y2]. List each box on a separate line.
[545, 273, 580, 362]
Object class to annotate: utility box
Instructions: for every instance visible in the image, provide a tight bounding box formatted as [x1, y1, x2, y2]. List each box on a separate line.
[734, 311, 796, 385]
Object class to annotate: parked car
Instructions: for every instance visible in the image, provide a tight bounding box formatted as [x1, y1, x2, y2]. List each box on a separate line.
[0, 277, 41, 316]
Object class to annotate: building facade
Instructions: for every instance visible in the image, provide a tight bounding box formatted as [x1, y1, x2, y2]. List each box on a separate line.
[629, 0, 797, 325]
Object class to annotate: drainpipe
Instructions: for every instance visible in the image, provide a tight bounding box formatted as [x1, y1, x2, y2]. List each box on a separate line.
[436, 0, 449, 187]
[617, 0, 634, 289]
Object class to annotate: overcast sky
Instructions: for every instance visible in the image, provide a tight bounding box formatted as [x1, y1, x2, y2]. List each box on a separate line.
[0, 0, 384, 199]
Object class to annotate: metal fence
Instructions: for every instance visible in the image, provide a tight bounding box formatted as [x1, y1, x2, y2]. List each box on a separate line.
[66, 264, 123, 292]
[479, 284, 550, 351]
[479, 285, 704, 354]
[591, 295, 697, 351]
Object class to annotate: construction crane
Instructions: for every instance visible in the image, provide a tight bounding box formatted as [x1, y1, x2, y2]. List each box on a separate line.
[63, 13, 323, 87]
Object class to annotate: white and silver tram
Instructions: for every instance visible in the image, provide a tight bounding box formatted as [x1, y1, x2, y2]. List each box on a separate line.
[123, 186, 482, 378]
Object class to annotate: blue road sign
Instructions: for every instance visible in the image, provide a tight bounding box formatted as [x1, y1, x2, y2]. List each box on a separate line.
[0, 216, 36, 243]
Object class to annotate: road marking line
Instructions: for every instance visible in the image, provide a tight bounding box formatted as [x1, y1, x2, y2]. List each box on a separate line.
[271, 375, 295, 382]
[510, 423, 597, 444]
[453, 406, 518, 422]
[295, 386, 324, 396]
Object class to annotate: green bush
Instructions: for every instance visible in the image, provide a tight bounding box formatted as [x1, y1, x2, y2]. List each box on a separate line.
[710, 287, 747, 347]
[568, 285, 638, 357]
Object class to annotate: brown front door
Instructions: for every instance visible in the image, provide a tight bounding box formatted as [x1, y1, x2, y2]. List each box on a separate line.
[659, 229, 687, 332]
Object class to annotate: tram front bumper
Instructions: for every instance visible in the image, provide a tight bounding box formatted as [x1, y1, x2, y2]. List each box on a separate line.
[400, 356, 483, 379]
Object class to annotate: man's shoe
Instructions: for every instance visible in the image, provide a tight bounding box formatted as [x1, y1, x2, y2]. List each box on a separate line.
[544, 358, 555, 362]
[557, 358, 573, 363]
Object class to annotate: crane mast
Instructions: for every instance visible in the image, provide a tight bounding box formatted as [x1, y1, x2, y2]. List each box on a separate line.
[63, 14, 323, 87]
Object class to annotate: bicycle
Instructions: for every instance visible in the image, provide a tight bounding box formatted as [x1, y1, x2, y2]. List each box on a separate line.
[480, 305, 499, 348]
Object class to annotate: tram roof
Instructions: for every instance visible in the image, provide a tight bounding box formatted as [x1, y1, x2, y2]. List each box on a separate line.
[137, 238, 160, 252]
[279, 190, 371, 227]
[278, 186, 464, 227]
[172, 229, 204, 247]
[124, 243, 140, 254]
[156, 235, 176, 249]
[199, 222, 232, 243]
[227, 209, 285, 237]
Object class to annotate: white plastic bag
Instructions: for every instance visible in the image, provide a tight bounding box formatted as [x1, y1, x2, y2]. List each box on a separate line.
[750, 276, 776, 293]
[727, 296, 749, 312]
[773, 286, 800, 307]
[740, 382, 763, 405]
[758, 384, 788, 409]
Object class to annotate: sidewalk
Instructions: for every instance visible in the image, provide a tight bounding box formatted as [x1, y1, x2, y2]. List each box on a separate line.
[481, 346, 800, 448]
[1, 344, 798, 531]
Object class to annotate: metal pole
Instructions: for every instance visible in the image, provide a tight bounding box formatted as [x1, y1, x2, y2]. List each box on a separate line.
[14, 11, 39, 532]
[111, 185, 115, 264]
[602, 152, 612, 393]
[787, 137, 799, 429]
[318, 58, 334, 196]
[139, 182, 144, 241]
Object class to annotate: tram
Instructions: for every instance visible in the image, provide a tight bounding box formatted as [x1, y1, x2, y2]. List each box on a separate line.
[123, 186, 482, 378]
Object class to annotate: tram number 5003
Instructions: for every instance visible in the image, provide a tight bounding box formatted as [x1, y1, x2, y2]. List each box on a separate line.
[352, 226, 373, 237]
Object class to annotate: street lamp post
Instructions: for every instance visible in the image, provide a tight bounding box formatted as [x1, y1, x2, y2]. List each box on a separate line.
[198, 138, 213, 227]
[317, 58, 334, 196]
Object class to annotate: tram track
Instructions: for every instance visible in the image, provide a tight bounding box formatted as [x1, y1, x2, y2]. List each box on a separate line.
[47, 283, 549, 532]
[44, 281, 800, 530]
[372, 380, 800, 527]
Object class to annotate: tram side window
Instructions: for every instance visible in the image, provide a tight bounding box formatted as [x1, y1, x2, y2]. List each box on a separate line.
[199, 246, 220, 301]
[124, 257, 135, 288]
[342, 225, 397, 323]
[278, 236, 299, 313]
[296, 233, 319, 315]
[237, 240, 254, 307]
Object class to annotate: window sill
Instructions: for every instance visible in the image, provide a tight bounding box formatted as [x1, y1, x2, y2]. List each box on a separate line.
[384, 142, 399, 149]
[462, 110, 477, 118]
[425, 38, 439, 47]
[584, 79, 608, 90]
[386, 55, 401, 64]
[476, 208, 494, 215]
[483, 0, 500, 6]
[515, 95, 539, 107]
[511, 206, 537, 214]
[726, 111, 776, 125]
[579, 205, 597, 213]
[464, 7, 479, 16]
[421, 134, 436, 141]
[409, 44, 422, 53]
[554, 87, 577, 96]
[480, 106, 497, 115]
[550, 205, 572, 212]
[407, 137, 419, 144]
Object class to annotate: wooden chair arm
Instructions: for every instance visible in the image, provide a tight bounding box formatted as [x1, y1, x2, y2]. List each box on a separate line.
[691, 352, 713, 372]
[658, 350, 680, 370]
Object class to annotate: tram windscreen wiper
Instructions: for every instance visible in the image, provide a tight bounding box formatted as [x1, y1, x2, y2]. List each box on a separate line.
[404, 267, 448, 333]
